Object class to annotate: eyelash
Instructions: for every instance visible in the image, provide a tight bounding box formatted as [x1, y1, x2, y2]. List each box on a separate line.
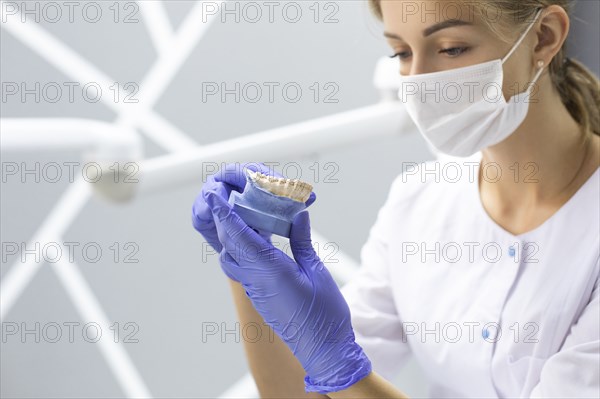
[441, 46, 470, 57]
[389, 51, 411, 60]
[389, 46, 470, 60]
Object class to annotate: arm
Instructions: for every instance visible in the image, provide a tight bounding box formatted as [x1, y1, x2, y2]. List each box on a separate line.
[529, 274, 599, 398]
[195, 163, 404, 396]
[229, 279, 327, 399]
[233, 277, 411, 399]
[205, 192, 372, 394]
[234, 275, 408, 399]
[327, 371, 409, 399]
[191, 163, 323, 398]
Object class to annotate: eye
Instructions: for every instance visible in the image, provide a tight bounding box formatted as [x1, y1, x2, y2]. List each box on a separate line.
[389, 51, 412, 60]
[439, 46, 469, 57]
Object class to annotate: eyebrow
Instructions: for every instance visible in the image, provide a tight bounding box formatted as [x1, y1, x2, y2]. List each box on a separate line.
[383, 19, 472, 40]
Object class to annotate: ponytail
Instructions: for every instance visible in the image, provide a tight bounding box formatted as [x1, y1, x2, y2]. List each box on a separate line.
[553, 55, 600, 136]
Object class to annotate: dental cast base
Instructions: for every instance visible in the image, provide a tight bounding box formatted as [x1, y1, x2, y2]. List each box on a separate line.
[228, 169, 313, 237]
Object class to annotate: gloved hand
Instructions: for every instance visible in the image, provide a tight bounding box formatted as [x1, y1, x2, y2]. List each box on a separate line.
[191, 163, 316, 280]
[202, 189, 372, 393]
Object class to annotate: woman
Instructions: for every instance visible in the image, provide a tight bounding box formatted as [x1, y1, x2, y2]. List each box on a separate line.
[192, 1, 599, 397]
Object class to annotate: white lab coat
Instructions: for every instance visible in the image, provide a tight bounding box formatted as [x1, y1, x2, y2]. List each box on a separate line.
[341, 156, 600, 398]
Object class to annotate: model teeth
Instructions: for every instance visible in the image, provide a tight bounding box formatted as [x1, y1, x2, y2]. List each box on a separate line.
[247, 170, 313, 203]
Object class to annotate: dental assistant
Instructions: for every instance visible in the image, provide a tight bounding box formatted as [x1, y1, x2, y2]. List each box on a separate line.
[192, 1, 600, 398]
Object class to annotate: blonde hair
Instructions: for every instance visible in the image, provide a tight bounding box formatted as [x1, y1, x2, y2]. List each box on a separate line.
[368, 0, 600, 136]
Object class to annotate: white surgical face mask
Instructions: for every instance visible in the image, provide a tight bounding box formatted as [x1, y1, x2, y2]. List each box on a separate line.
[397, 8, 545, 157]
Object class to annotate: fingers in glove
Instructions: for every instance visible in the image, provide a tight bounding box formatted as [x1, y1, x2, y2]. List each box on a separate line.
[290, 211, 322, 275]
[218, 249, 248, 282]
[205, 190, 276, 266]
[192, 178, 232, 251]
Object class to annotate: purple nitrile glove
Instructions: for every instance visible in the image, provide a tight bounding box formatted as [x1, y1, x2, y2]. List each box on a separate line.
[191, 162, 316, 280]
[202, 190, 372, 393]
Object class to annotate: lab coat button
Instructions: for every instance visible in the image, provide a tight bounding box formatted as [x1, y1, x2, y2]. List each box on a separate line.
[508, 246, 516, 257]
[482, 326, 498, 341]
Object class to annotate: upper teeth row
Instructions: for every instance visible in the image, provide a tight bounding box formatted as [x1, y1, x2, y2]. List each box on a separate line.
[246, 169, 313, 202]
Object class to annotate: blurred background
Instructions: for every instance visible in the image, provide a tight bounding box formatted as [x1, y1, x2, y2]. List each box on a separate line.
[1, 1, 598, 398]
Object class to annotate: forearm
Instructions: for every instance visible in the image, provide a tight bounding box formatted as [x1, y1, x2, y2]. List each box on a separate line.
[327, 371, 409, 399]
[230, 281, 408, 399]
[228, 279, 327, 399]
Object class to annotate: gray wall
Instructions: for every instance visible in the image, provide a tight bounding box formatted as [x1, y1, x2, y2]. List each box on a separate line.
[568, 0, 600, 76]
[1, 1, 597, 398]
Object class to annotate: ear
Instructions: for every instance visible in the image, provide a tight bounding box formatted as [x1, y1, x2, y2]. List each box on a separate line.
[533, 5, 570, 65]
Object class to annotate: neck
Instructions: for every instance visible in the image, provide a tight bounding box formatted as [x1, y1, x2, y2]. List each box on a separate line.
[480, 77, 594, 206]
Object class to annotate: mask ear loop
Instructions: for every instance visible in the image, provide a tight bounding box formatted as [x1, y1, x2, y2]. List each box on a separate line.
[501, 8, 544, 64]
[502, 8, 546, 97]
[526, 60, 546, 92]
[514, 60, 545, 104]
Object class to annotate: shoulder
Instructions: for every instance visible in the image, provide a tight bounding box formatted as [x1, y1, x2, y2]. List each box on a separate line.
[367, 156, 481, 243]
[384, 155, 481, 210]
